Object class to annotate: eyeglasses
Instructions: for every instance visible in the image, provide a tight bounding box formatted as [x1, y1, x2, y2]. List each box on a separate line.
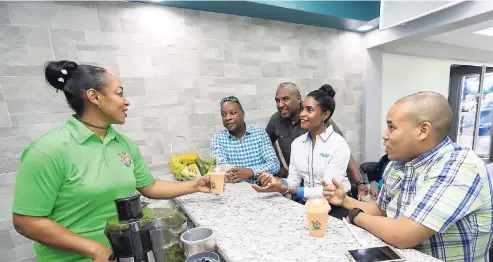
[220, 96, 239, 105]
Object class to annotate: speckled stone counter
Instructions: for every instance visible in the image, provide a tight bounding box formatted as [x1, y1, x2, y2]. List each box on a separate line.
[174, 183, 441, 262]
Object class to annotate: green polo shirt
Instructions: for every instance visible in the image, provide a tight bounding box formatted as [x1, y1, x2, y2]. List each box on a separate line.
[12, 116, 155, 262]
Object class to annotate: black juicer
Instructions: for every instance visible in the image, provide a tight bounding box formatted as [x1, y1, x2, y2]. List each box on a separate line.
[105, 194, 157, 262]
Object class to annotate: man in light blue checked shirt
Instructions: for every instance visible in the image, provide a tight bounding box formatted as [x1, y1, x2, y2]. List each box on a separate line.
[211, 96, 280, 185]
[323, 92, 493, 262]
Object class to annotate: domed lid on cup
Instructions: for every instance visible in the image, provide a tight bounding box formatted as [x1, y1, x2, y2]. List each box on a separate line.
[212, 164, 233, 172]
[305, 196, 331, 212]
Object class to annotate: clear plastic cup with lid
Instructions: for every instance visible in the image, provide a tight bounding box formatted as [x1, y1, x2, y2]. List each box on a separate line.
[207, 165, 227, 194]
[305, 195, 331, 237]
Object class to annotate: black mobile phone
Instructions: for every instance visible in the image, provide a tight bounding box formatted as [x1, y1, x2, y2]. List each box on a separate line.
[346, 246, 405, 262]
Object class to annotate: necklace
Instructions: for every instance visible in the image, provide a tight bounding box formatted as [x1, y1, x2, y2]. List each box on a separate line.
[76, 118, 108, 130]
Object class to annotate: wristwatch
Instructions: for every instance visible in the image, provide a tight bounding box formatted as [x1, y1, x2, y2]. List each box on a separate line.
[355, 178, 367, 186]
[282, 185, 290, 196]
[348, 208, 364, 225]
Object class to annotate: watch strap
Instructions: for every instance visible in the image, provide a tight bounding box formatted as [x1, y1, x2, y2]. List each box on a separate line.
[349, 208, 364, 224]
[281, 180, 290, 196]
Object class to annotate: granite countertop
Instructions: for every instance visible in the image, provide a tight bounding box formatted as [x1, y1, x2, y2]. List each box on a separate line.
[172, 183, 441, 262]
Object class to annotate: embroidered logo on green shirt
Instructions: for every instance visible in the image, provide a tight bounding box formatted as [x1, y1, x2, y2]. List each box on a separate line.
[117, 152, 132, 167]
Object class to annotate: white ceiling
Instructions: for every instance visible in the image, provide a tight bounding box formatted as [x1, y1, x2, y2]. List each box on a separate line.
[380, 0, 464, 30]
[425, 19, 493, 51]
[365, 2, 493, 66]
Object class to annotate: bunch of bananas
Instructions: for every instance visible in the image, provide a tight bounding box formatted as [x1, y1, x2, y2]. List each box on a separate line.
[168, 153, 217, 181]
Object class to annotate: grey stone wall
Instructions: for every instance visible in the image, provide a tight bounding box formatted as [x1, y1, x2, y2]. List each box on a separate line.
[0, 2, 364, 261]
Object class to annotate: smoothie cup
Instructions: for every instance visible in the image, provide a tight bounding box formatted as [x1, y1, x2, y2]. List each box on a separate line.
[214, 164, 234, 183]
[208, 167, 226, 194]
[305, 196, 331, 237]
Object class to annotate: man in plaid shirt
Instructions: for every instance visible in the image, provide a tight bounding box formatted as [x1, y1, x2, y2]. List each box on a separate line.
[211, 96, 280, 185]
[323, 91, 493, 262]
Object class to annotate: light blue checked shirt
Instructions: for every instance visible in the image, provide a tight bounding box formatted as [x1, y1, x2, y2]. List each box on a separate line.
[210, 124, 280, 184]
[377, 137, 493, 262]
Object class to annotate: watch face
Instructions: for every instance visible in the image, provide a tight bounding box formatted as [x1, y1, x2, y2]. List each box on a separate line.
[357, 179, 367, 185]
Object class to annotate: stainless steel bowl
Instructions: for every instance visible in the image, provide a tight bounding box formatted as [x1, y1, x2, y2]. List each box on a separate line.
[180, 227, 216, 257]
[185, 251, 220, 262]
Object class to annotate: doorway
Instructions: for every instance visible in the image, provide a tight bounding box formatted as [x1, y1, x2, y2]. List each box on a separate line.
[449, 65, 493, 162]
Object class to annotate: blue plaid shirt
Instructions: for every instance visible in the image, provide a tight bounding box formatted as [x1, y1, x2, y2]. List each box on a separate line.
[377, 137, 493, 262]
[210, 124, 280, 184]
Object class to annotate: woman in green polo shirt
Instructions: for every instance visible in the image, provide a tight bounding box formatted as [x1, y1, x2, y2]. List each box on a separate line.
[12, 60, 215, 262]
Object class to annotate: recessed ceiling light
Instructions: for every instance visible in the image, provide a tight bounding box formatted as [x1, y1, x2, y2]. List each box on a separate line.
[475, 27, 493, 36]
[357, 25, 373, 32]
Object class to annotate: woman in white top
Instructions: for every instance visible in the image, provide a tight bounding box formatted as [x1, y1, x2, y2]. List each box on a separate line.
[253, 86, 351, 218]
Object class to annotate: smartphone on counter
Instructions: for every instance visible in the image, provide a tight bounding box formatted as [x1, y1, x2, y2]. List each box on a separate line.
[345, 246, 405, 262]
